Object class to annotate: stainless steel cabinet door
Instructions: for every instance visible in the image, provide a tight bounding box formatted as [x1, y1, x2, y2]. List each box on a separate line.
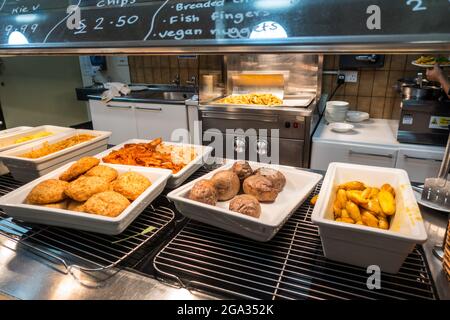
[396, 149, 444, 183]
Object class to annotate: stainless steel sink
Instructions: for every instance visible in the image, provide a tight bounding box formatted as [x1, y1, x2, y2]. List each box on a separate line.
[162, 92, 194, 101]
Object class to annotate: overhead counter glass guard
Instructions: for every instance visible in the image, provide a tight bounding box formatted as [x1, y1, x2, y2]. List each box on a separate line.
[0, 0, 449, 55]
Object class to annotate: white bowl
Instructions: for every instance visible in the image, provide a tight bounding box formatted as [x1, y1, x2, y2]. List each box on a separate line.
[311, 162, 427, 274]
[329, 122, 354, 133]
[326, 101, 349, 109]
[347, 111, 370, 123]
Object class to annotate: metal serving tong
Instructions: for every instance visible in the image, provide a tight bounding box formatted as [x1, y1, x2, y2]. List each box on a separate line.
[422, 130, 450, 210]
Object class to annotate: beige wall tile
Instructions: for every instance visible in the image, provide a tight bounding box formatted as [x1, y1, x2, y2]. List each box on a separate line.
[390, 55, 407, 71]
[383, 97, 395, 119]
[357, 97, 371, 113]
[372, 71, 389, 97]
[387, 71, 404, 98]
[358, 71, 375, 96]
[323, 55, 335, 69]
[344, 82, 359, 96]
[370, 97, 385, 118]
[344, 96, 357, 110]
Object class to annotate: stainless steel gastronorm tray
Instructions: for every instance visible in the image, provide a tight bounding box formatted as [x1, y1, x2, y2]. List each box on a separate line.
[0, 174, 175, 272]
[154, 180, 438, 300]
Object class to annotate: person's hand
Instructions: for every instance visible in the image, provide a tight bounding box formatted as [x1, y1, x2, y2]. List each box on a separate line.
[426, 64, 446, 83]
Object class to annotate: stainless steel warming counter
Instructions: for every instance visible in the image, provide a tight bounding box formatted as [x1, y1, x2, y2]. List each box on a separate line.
[0, 167, 448, 300]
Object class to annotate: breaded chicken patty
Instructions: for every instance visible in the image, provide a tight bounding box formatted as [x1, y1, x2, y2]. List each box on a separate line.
[41, 199, 68, 210]
[59, 157, 100, 182]
[67, 200, 86, 212]
[111, 172, 151, 201]
[84, 165, 118, 182]
[26, 179, 69, 205]
[84, 191, 130, 217]
[65, 176, 110, 202]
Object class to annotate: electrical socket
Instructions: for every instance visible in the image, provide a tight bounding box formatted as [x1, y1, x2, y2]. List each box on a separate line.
[342, 71, 358, 83]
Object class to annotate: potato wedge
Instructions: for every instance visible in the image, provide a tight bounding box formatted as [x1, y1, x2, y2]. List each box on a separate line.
[378, 190, 396, 216]
[347, 190, 369, 205]
[378, 217, 389, 230]
[361, 188, 372, 199]
[310, 195, 318, 206]
[341, 209, 350, 219]
[340, 217, 355, 224]
[381, 184, 395, 197]
[360, 198, 381, 214]
[361, 210, 379, 228]
[338, 181, 365, 191]
[346, 201, 362, 222]
[336, 189, 348, 208]
[333, 199, 342, 218]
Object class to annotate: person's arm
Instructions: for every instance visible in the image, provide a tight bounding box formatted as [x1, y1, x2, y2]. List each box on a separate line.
[427, 65, 450, 98]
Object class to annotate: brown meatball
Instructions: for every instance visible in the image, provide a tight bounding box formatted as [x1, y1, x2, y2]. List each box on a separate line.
[254, 168, 286, 192]
[231, 161, 253, 181]
[210, 170, 241, 201]
[229, 195, 261, 218]
[189, 180, 218, 205]
[243, 175, 279, 202]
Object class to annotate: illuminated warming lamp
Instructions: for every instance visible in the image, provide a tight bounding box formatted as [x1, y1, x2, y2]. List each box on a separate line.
[250, 21, 288, 39]
[8, 31, 29, 45]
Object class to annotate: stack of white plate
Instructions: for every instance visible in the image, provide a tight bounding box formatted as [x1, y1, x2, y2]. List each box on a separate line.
[325, 101, 349, 123]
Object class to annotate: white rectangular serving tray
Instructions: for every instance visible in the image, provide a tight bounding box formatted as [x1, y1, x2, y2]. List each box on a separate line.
[0, 162, 172, 235]
[0, 129, 112, 182]
[0, 126, 33, 137]
[168, 160, 323, 242]
[0, 125, 74, 153]
[95, 139, 213, 188]
[311, 162, 427, 274]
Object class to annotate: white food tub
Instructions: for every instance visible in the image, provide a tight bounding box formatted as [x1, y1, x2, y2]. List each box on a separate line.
[168, 160, 323, 242]
[0, 126, 33, 174]
[0, 129, 111, 182]
[95, 139, 213, 188]
[311, 162, 427, 274]
[0, 162, 172, 235]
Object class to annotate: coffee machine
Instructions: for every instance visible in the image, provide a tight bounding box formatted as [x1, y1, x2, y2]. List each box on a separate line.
[397, 73, 450, 146]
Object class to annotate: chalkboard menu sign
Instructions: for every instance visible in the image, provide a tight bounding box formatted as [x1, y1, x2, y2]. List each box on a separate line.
[0, 0, 449, 51]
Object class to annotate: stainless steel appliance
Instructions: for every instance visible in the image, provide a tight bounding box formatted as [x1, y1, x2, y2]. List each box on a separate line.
[397, 99, 450, 146]
[397, 72, 450, 146]
[199, 54, 323, 168]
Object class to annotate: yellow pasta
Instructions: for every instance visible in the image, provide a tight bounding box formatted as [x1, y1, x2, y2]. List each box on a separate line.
[217, 93, 283, 106]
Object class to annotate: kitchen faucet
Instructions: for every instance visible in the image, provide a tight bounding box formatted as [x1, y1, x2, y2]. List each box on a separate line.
[172, 74, 180, 86]
[186, 75, 197, 87]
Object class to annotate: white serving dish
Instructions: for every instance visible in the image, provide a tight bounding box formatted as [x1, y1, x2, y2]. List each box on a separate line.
[0, 162, 172, 235]
[0, 129, 112, 182]
[0, 125, 73, 153]
[0, 125, 73, 176]
[311, 162, 427, 274]
[0, 126, 33, 137]
[346, 111, 370, 123]
[168, 160, 323, 242]
[95, 139, 213, 188]
[329, 122, 354, 133]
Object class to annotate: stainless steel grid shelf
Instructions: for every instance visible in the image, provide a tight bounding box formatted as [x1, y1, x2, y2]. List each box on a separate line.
[154, 182, 437, 300]
[0, 174, 175, 272]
